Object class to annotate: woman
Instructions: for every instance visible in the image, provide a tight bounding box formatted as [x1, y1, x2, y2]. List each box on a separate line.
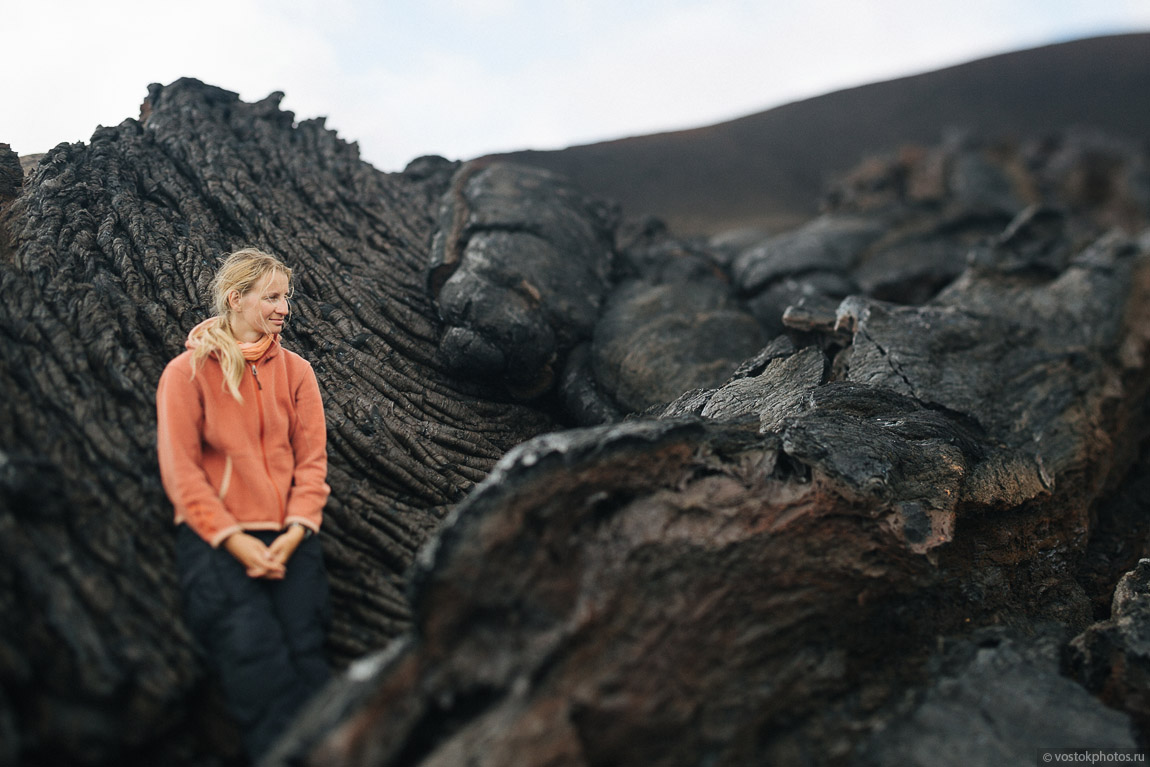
[156, 248, 331, 762]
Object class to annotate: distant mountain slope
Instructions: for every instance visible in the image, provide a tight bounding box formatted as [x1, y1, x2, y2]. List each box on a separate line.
[487, 33, 1150, 237]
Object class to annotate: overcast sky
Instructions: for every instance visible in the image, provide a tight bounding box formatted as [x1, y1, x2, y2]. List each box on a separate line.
[5, 1, 1150, 172]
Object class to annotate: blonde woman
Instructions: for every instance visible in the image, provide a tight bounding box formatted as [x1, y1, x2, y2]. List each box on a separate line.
[156, 248, 331, 761]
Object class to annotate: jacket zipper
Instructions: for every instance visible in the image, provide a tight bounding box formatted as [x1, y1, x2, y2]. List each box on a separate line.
[251, 362, 287, 522]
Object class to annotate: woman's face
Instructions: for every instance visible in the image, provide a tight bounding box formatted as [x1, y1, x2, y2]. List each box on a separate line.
[229, 271, 290, 342]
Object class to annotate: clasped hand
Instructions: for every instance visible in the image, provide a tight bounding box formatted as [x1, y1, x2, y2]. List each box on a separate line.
[223, 527, 306, 579]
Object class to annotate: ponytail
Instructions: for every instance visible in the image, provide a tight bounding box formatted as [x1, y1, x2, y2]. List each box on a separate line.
[189, 318, 248, 402]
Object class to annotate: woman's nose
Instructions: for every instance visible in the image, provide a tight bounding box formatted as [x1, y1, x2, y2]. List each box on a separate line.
[274, 297, 288, 315]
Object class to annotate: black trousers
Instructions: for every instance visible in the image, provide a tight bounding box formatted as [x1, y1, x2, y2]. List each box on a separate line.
[176, 524, 332, 762]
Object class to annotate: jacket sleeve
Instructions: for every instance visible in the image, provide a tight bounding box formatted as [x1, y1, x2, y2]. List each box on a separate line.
[284, 361, 330, 533]
[156, 358, 242, 547]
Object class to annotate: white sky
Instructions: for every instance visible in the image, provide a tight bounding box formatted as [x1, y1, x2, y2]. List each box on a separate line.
[4, 0, 1150, 172]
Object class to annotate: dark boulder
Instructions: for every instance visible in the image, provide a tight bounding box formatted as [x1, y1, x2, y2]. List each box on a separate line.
[728, 215, 883, 339]
[428, 161, 617, 398]
[815, 130, 1150, 311]
[558, 239, 766, 421]
[1034, 129, 1150, 233]
[851, 209, 1011, 304]
[732, 214, 885, 295]
[947, 142, 1026, 214]
[588, 277, 765, 414]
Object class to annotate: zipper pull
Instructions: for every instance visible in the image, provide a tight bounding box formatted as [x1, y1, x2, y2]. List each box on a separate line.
[251, 364, 262, 390]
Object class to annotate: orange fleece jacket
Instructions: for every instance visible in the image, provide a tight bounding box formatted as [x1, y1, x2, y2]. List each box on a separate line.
[156, 335, 330, 548]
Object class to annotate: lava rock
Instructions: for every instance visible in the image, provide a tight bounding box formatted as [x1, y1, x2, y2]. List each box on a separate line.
[731, 214, 886, 296]
[0, 144, 21, 206]
[589, 278, 766, 413]
[1068, 560, 1150, 737]
[276, 222, 1150, 766]
[428, 161, 617, 397]
[855, 628, 1136, 766]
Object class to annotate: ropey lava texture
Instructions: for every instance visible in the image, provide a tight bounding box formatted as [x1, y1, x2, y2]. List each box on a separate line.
[3, 78, 1150, 767]
[0, 80, 561, 766]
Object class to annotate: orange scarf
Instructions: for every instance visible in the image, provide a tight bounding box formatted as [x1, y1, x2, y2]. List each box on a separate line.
[239, 333, 274, 361]
[186, 317, 275, 360]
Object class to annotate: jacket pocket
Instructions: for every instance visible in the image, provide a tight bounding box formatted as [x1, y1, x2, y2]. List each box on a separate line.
[217, 454, 233, 501]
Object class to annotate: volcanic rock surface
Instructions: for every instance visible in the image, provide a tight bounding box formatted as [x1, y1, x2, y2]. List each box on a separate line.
[2, 77, 1150, 767]
[286, 200, 1150, 765]
[428, 161, 617, 398]
[0, 79, 554, 766]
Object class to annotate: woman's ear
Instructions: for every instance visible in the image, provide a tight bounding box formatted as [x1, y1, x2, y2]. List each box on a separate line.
[226, 289, 242, 312]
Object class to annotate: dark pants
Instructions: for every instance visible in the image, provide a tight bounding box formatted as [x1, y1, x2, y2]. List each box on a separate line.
[177, 525, 332, 763]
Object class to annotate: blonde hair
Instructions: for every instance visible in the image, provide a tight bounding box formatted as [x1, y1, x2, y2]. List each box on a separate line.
[191, 248, 294, 401]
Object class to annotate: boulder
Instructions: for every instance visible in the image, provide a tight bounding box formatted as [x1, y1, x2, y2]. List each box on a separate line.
[588, 278, 765, 414]
[565, 239, 766, 420]
[428, 161, 617, 398]
[731, 214, 886, 296]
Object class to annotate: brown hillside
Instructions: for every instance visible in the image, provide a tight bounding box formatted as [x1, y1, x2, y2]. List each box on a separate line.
[488, 32, 1150, 237]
